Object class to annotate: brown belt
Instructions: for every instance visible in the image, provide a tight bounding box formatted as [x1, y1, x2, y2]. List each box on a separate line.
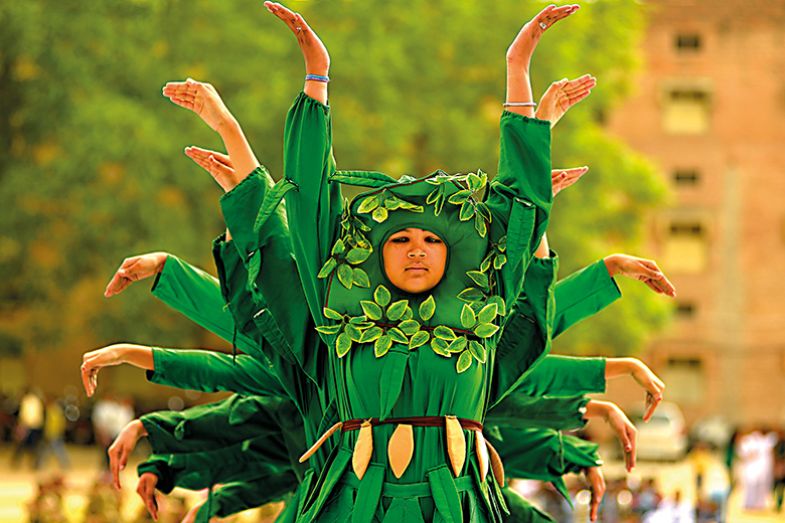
[341, 416, 483, 432]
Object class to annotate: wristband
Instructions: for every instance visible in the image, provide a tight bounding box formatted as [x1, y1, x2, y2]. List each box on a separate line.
[503, 101, 537, 107]
[305, 74, 329, 83]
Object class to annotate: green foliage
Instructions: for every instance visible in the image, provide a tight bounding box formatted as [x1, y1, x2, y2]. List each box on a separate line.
[0, 0, 666, 360]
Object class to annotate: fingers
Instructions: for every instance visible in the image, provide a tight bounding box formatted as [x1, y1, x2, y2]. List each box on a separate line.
[624, 423, 637, 472]
[137, 476, 159, 521]
[588, 468, 606, 522]
[80, 360, 96, 397]
[104, 256, 141, 297]
[185, 149, 236, 179]
[536, 4, 580, 31]
[108, 442, 126, 490]
[643, 391, 663, 422]
[184, 146, 232, 168]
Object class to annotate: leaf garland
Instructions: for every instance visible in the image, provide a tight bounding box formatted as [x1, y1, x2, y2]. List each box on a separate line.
[424, 170, 490, 236]
[356, 191, 424, 224]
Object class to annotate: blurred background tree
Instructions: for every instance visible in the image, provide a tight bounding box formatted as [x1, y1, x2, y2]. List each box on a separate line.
[0, 0, 670, 389]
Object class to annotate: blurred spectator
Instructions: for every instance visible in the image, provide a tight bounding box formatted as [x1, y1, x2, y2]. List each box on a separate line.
[11, 387, 45, 469]
[632, 477, 662, 518]
[38, 396, 70, 470]
[92, 395, 134, 469]
[724, 428, 739, 492]
[26, 474, 67, 523]
[773, 427, 785, 513]
[83, 476, 122, 523]
[644, 489, 694, 523]
[737, 427, 777, 510]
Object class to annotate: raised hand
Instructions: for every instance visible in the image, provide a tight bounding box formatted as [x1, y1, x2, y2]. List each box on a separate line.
[162, 79, 233, 132]
[108, 420, 148, 490]
[81, 344, 154, 397]
[264, 2, 329, 75]
[136, 472, 159, 521]
[584, 466, 606, 522]
[506, 4, 580, 68]
[184, 146, 237, 192]
[552, 166, 589, 196]
[536, 75, 597, 128]
[604, 254, 677, 297]
[104, 252, 168, 298]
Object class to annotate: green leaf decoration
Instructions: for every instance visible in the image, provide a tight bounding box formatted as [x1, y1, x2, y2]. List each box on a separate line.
[401, 307, 414, 320]
[476, 202, 492, 222]
[457, 287, 485, 303]
[358, 194, 381, 213]
[345, 324, 364, 342]
[398, 202, 424, 213]
[448, 189, 472, 204]
[431, 338, 450, 357]
[467, 173, 482, 192]
[474, 214, 487, 237]
[456, 350, 473, 373]
[494, 254, 507, 270]
[433, 325, 457, 341]
[459, 201, 475, 222]
[460, 304, 477, 329]
[409, 330, 430, 350]
[434, 195, 446, 216]
[337, 263, 353, 289]
[352, 268, 370, 288]
[469, 340, 487, 363]
[349, 315, 369, 325]
[360, 326, 384, 343]
[497, 236, 508, 253]
[398, 319, 421, 336]
[480, 255, 492, 273]
[418, 295, 436, 321]
[477, 303, 499, 324]
[323, 307, 343, 321]
[345, 247, 372, 264]
[374, 285, 391, 307]
[360, 301, 383, 321]
[386, 300, 409, 322]
[447, 336, 468, 353]
[336, 333, 352, 357]
[317, 257, 338, 279]
[426, 188, 440, 205]
[331, 238, 346, 256]
[473, 323, 500, 339]
[372, 207, 388, 223]
[374, 335, 393, 357]
[487, 296, 507, 317]
[315, 324, 342, 335]
[467, 271, 490, 291]
[387, 327, 408, 344]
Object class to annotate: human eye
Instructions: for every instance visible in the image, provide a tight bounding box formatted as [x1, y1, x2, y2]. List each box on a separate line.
[391, 236, 409, 243]
[425, 236, 442, 244]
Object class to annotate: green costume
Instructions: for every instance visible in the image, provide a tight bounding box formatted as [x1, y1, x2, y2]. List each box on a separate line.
[129, 92, 622, 521]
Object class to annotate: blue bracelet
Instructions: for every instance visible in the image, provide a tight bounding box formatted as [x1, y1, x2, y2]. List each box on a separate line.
[305, 74, 329, 83]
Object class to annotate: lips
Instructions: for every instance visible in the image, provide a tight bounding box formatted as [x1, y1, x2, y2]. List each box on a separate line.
[405, 265, 429, 271]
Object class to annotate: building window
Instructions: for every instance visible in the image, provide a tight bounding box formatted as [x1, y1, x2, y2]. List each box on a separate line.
[673, 169, 700, 186]
[662, 87, 711, 134]
[675, 302, 696, 318]
[663, 218, 708, 273]
[675, 34, 702, 52]
[663, 357, 705, 404]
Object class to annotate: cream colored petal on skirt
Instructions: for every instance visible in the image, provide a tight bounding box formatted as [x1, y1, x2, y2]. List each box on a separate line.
[475, 430, 490, 480]
[445, 415, 466, 477]
[352, 419, 374, 480]
[388, 423, 414, 479]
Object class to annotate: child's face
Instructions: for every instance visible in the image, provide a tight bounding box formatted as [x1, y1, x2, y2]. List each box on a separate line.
[382, 228, 447, 294]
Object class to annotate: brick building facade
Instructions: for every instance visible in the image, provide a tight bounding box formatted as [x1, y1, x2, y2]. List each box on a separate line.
[604, 0, 785, 426]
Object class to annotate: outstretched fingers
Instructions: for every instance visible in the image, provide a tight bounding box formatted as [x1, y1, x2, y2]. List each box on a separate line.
[536, 4, 580, 31]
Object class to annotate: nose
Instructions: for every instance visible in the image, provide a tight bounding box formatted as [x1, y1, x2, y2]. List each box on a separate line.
[407, 249, 425, 258]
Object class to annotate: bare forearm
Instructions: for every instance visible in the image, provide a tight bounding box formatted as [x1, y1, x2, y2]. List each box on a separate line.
[216, 118, 260, 181]
[505, 64, 535, 118]
[303, 79, 328, 105]
[605, 358, 637, 380]
[115, 344, 156, 371]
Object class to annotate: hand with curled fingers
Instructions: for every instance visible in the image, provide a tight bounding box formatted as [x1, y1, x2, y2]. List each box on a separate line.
[136, 472, 160, 521]
[184, 146, 238, 192]
[604, 254, 677, 297]
[108, 420, 148, 490]
[605, 358, 666, 422]
[264, 2, 329, 75]
[162, 79, 234, 133]
[586, 399, 637, 472]
[536, 74, 597, 129]
[584, 466, 606, 522]
[81, 344, 154, 397]
[104, 252, 168, 298]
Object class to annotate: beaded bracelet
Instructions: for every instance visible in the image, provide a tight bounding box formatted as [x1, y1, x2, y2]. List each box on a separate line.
[305, 74, 330, 83]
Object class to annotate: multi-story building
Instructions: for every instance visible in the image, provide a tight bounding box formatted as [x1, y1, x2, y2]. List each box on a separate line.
[605, 0, 785, 426]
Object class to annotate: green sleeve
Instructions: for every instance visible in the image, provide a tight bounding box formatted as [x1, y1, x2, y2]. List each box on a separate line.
[486, 112, 553, 306]
[517, 355, 607, 396]
[485, 394, 588, 432]
[196, 475, 298, 522]
[283, 92, 342, 327]
[218, 169, 320, 384]
[502, 487, 557, 523]
[553, 258, 621, 338]
[145, 348, 284, 397]
[137, 455, 176, 494]
[150, 255, 257, 352]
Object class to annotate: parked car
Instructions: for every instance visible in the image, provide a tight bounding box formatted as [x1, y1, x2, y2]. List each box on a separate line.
[631, 401, 688, 461]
